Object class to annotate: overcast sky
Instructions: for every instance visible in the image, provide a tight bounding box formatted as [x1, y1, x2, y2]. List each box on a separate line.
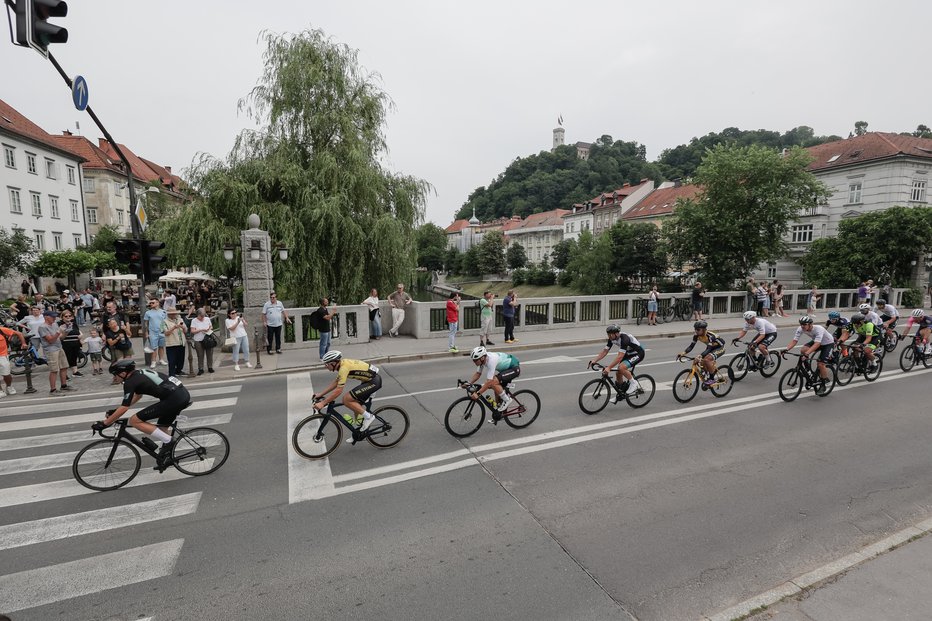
[3, 0, 930, 226]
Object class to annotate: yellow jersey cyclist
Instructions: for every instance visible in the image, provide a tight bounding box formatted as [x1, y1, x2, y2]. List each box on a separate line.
[589, 324, 645, 402]
[902, 308, 932, 355]
[678, 320, 725, 386]
[782, 315, 835, 387]
[874, 298, 899, 340]
[732, 311, 778, 369]
[465, 346, 521, 413]
[314, 350, 381, 438]
[839, 313, 880, 370]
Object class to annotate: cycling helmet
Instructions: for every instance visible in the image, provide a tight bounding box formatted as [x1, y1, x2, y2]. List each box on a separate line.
[850, 313, 865, 324]
[876, 299, 887, 306]
[606, 324, 621, 334]
[693, 320, 707, 330]
[828, 310, 841, 320]
[799, 315, 814, 325]
[743, 311, 757, 322]
[470, 346, 488, 360]
[321, 350, 342, 365]
[858, 303, 871, 313]
[108, 359, 136, 375]
[912, 308, 925, 318]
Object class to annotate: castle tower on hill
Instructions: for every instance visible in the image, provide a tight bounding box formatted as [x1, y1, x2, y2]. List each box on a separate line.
[553, 126, 565, 150]
[551, 117, 591, 159]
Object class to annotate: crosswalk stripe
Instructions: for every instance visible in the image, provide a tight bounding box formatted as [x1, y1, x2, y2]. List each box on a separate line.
[0, 413, 233, 453]
[0, 493, 201, 551]
[0, 397, 238, 434]
[0, 459, 214, 509]
[0, 538, 184, 613]
[0, 385, 241, 418]
[287, 373, 335, 503]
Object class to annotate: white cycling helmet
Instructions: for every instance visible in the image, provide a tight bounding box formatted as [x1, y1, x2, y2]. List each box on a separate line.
[912, 308, 925, 318]
[321, 350, 342, 364]
[858, 303, 871, 313]
[470, 346, 488, 360]
[743, 311, 757, 322]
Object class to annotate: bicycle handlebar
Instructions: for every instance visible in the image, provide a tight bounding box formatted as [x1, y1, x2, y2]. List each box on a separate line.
[588, 362, 606, 371]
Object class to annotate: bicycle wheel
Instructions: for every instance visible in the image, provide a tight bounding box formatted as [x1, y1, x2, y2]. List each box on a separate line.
[814, 367, 836, 397]
[578, 378, 611, 415]
[924, 349, 932, 369]
[76, 350, 88, 369]
[636, 305, 644, 326]
[102, 347, 113, 362]
[759, 351, 781, 378]
[709, 368, 733, 398]
[728, 353, 750, 382]
[172, 427, 230, 476]
[366, 405, 410, 448]
[883, 333, 898, 353]
[503, 389, 540, 429]
[672, 368, 699, 403]
[778, 369, 803, 402]
[835, 357, 855, 386]
[662, 304, 677, 323]
[73, 439, 141, 491]
[626, 374, 655, 408]
[900, 345, 917, 372]
[444, 396, 486, 437]
[292, 414, 343, 459]
[9, 354, 26, 375]
[864, 356, 882, 382]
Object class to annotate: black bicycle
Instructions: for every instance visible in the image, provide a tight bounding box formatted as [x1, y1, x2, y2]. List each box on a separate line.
[777, 351, 837, 402]
[899, 333, 932, 372]
[292, 398, 410, 459]
[728, 340, 781, 381]
[444, 379, 540, 437]
[578, 362, 656, 414]
[73, 414, 230, 491]
[835, 342, 883, 385]
[662, 297, 692, 323]
[635, 298, 663, 326]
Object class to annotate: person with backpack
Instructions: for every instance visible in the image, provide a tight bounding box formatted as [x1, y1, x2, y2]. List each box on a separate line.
[310, 297, 337, 360]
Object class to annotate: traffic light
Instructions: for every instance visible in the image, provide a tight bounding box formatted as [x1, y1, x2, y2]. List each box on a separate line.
[113, 239, 143, 278]
[14, 0, 68, 58]
[142, 240, 167, 284]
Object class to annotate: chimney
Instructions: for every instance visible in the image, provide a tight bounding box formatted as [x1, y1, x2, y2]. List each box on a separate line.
[165, 166, 172, 173]
[61, 129, 72, 136]
[673, 178, 682, 188]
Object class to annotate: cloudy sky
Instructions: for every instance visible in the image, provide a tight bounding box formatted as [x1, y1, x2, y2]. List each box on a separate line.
[3, 0, 930, 226]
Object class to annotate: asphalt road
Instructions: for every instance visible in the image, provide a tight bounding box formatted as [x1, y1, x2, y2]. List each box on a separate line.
[2, 332, 932, 620]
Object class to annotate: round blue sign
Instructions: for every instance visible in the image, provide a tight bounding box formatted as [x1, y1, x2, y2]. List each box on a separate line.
[72, 75, 89, 111]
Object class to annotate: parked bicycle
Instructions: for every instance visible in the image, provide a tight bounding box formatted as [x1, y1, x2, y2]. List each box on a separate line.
[899, 333, 932, 372]
[662, 297, 692, 323]
[672, 355, 733, 403]
[292, 397, 409, 458]
[834, 342, 883, 385]
[727, 340, 781, 381]
[578, 362, 656, 414]
[777, 351, 837, 402]
[635, 298, 664, 326]
[444, 379, 540, 437]
[9, 343, 47, 375]
[73, 414, 230, 491]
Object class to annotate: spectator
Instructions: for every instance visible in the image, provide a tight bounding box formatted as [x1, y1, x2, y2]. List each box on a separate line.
[806, 286, 821, 316]
[11, 294, 30, 320]
[311, 297, 336, 360]
[388, 283, 412, 337]
[0, 324, 26, 397]
[502, 289, 518, 343]
[773, 281, 788, 317]
[163, 308, 187, 376]
[745, 278, 756, 312]
[104, 318, 134, 360]
[756, 283, 770, 317]
[38, 310, 74, 394]
[647, 285, 659, 326]
[59, 309, 83, 378]
[446, 292, 460, 353]
[225, 308, 251, 371]
[262, 292, 290, 354]
[143, 298, 169, 369]
[80, 288, 95, 325]
[857, 281, 868, 306]
[33, 292, 51, 312]
[479, 291, 495, 346]
[162, 288, 177, 310]
[190, 308, 215, 375]
[82, 327, 104, 375]
[17, 305, 45, 349]
[21, 278, 31, 295]
[692, 282, 705, 321]
[361, 288, 382, 340]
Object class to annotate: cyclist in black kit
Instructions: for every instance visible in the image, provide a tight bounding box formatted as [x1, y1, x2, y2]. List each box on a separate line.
[93, 359, 191, 465]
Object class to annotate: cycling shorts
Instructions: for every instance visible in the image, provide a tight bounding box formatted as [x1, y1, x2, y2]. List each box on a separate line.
[807, 342, 834, 363]
[755, 333, 777, 347]
[879, 315, 897, 330]
[349, 373, 382, 403]
[496, 365, 521, 387]
[855, 336, 878, 351]
[135, 387, 191, 427]
[621, 347, 645, 369]
[701, 345, 726, 360]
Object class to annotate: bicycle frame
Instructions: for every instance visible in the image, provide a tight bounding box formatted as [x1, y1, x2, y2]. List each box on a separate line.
[456, 380, 524, 419]
[314, 398, 393, 443]
[96, 418, 203, 470]
[678, 356, 724, 387]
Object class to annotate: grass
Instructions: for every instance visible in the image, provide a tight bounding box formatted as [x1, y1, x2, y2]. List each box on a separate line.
[451, 281, 583, 299]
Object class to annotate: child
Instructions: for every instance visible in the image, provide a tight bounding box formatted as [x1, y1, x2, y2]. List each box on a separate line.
[83, 328, 104, 375]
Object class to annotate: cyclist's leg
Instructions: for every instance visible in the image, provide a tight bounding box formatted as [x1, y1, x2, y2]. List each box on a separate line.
[496, 366, 520, 397]
[132, 398, 184, 443]
[347, 375, 382, 423]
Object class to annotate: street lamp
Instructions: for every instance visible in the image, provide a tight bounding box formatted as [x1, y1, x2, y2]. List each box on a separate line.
[249, 239, 261, 260]
[276, 245, 290, 261]
[223, 244, 236, 262]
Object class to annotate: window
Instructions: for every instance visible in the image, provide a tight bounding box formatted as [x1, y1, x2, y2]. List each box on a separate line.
[847, 181, 862, 204]
[83, 177, 95, 193]
[73, 234, 82, 248]
[33, 231, 45, 250]
[767, 264, 777, 278]
[30, 192, 42, 217]
[67, 165, 76, 185]
[9, 188, 22, 214]
[50, 195, 59, 218]
[26, 153, 37, 174]
[117, 209, 124, 225]
[911, 180, 926, 203]
[3, 145, 15, 168]
[45, 158, 57, 179]
[86, 207, 97, 224]
[53, 233, 63, 250]
[114, 183, 122, 197]
[70, 200, 79, 221]
[791, 224, 814, 243]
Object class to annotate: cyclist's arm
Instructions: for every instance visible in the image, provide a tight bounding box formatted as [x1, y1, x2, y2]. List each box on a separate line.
[682, 335, 698, 355]
[102, 394, 143, 425]
[734, 329, 747, 344]
[313, 378, 342, 405]
[784, 339, 798, 353]
[589, 347, 610, 366]
[606, 350, 626, 371]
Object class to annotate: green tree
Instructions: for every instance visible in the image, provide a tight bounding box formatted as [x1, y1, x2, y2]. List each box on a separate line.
[149, 29, 429, 305]
[0, 227, 37, 280]
[550, 238, 576, 271]
[475, 231, 507, 275]
[31, 250, 99, 287]
[912, 124, 932, 139]
[854, 120, 869, 136]
[85, 225, 121, 253]
[462, 245, 482, 276]
[563, 231, 615, 294]
[415, 223, 447, 270]
[506, 242, 528, 270]
[662, 144, 830, 290]
[608, 222, 667, 284]
[443, 246, 461, 273]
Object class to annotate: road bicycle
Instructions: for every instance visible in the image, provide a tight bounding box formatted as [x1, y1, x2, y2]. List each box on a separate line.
[727, 340, 781, 381]
[444, 379, 540, 437]
[834, 342, 883, 385]
[662, 297, 692, 323]
[880, 326, 900, 353]
[578, 362, 656, 414]
[292, 398, 410, 458]
[899, 333, 932, 372]
[672, 355, 733, 403]
[9, 343, 47, 375]
[778, 351, 837, 402]
[73, 414, 230, 491]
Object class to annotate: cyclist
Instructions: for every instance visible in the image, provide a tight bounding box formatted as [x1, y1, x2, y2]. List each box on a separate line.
[782, 315, 834, 387]
[825, 310, 850, 339]
[589, 324, 645, 402]
[874, 298, 899, 341]
[678, 320, 726, 386]
[313, 350, 380, 437]
[733, 311, 778, 369]
[901, 308, 932, 355]
[465, 345, 521, 413]
[839, 313, 880, 370]
[858, 303, 882, 329]
[93, 359, 191, 465]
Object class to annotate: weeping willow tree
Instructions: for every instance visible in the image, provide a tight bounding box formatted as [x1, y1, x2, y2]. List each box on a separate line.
[150, 29, 430, 306]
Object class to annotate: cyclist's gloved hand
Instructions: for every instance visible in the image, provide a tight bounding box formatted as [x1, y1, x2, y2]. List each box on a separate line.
[91, 421, 109, 432]
[731, 339, 739, 347]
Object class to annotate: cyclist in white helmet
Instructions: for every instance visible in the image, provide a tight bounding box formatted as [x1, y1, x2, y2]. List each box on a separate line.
[859, 303, 882, 328]
[733, 310, 778, 368]
[902, 309, 932, 355]
[465, 346, 521, 413]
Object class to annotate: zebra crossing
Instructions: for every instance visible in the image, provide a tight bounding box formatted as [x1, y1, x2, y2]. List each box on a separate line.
[0, 383, 241, 617]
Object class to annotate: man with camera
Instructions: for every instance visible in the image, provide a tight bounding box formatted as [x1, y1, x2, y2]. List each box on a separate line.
[479, 291, 495, 346]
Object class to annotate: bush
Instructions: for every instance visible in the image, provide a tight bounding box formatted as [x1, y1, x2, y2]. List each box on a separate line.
[511, 268, 528, 286]
[557, 270, 574, 287]
[527, 265, 556, 286]
[901, 287, 923, 308]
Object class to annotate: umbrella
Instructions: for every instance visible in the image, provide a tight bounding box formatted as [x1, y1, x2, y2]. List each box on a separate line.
[94, 274, 140, 282]
[159, 270, 191, 281]
[185, 271, 217, 281]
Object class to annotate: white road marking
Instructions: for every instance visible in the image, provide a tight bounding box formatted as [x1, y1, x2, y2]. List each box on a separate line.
[0, 493, 201, 551]
[287, 373, 335, 503]
[0, 539, 184, 613]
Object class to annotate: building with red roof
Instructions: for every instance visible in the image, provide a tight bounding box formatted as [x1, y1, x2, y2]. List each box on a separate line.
[505, 208, 571, 265]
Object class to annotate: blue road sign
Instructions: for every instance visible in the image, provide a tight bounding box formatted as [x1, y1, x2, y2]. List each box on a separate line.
[72, 75, 89, 111]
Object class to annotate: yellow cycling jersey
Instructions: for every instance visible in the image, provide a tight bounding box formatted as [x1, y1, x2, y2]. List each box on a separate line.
[336, 358, 378, 386]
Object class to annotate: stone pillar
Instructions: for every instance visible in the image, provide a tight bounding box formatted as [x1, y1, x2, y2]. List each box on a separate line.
[242, 214, 274, 342]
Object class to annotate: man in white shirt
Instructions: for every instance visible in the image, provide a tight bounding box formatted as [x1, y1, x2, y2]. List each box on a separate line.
[262, 291, 291, 354]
